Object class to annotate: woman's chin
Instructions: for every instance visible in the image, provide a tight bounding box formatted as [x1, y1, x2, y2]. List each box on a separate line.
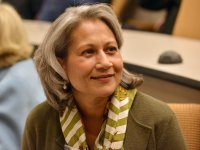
[94, 85, 118, 97]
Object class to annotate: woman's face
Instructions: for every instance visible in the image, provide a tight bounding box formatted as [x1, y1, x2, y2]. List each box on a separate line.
[61, 19, 123, 99]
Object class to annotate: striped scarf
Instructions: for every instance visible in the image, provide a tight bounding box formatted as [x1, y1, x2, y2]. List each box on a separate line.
[60, 86, 137, 150]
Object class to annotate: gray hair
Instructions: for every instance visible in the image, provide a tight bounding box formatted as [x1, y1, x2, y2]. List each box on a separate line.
[34, 4, 143, 111]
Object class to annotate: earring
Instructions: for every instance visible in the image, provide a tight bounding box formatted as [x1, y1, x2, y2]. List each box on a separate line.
[63, 82, 67, 90]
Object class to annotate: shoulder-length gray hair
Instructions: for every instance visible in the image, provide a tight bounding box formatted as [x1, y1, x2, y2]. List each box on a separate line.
[34, 3, 143, 111]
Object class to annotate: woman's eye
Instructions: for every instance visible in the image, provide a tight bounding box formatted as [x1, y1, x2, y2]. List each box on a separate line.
[106, 47, 118, 54]
[81, 49, 95, 56]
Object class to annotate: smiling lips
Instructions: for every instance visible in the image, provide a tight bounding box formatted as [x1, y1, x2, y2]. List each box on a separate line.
[91, 74, 114, 80]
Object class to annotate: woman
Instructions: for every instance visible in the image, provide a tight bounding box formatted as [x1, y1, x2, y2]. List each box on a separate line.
[22, 4, 186, 150]
[0, 3, 45, 150]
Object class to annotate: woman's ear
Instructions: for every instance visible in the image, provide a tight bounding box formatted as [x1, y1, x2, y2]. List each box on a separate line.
[57, 57, 65, 69]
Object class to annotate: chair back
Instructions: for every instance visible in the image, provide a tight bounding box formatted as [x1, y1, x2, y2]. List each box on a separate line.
[168, 103, 200, 150]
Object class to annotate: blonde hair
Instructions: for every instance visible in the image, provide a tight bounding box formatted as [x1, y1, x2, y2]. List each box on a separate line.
[0, 3, 33, 68]
[34, 4, 143, 111]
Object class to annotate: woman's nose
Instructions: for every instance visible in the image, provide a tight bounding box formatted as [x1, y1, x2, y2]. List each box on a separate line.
[95, 52, 113, 69]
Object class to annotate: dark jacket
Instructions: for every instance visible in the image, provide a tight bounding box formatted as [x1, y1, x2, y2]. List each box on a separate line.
[22, 91, 187, 150]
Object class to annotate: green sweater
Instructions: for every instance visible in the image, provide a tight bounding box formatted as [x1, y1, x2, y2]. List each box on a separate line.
[22, 91, 187, 150]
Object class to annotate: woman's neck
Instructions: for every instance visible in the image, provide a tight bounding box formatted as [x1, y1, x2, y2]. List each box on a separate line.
[74, 94, 111, 149]
[74, 94, 109, 119]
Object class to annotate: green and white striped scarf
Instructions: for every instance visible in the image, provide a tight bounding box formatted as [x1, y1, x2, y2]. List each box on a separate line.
[60, 86, 137, 150]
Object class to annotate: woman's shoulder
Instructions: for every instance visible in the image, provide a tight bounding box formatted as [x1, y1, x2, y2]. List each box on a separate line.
[23, 101, 63, 149]
[131, 91, 175, 125]
[25, 101, 58, 126]
[10, 59, 37, 76]
[2, 59, 38, 82]
[0, 59, 45, 103]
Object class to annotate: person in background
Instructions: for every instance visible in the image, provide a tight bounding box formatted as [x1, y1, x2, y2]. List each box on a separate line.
[136, 0, 180, 33]
[112, 0, 180, 34]
[36, 0, 111, 21]
[22, 4, 186, 150]
[2, 0, 44, 19]
[0, 3, 45, 150]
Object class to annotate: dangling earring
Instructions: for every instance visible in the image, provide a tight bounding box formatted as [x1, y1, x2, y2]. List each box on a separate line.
[63, 82, 67, 90]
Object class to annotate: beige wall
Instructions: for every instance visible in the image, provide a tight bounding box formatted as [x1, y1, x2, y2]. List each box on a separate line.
[173, 0, 200, 39]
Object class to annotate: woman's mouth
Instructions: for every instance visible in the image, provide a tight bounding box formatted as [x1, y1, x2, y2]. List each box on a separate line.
[90, 74, 114, 80]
